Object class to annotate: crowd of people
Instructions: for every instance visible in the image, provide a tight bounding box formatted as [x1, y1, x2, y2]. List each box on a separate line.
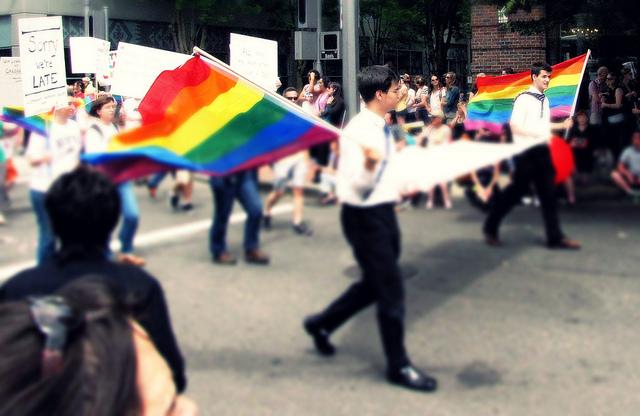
[0, 57, 638, 409]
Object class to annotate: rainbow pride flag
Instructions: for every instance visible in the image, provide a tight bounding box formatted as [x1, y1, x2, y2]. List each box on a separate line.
[83, 56, 340, 182]
[465, 53, 589, 133]
[0, 106, 52, 136]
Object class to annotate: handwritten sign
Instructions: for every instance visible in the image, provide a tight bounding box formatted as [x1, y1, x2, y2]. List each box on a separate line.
[0, 57, 24, 107]
[18, 16, 67, 117]
[110, 42, 190, 99]
[230, 33, 279, 92]
[69, 36, 111, 74]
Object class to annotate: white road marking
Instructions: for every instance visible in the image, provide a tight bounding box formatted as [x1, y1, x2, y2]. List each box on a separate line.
[0, 203, 293, 282]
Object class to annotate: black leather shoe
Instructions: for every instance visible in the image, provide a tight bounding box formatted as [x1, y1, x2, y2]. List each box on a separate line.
[387, 365, 438, 392]
[547, 238, 581, 250]
[213, 252, 237, 265]
[483, 232, 502, 247]
[303, 316, 336, 356]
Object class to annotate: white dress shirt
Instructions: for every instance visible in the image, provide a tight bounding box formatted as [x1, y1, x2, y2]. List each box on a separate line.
[337, 108, 399, 206]
[510, 86, 552, 146]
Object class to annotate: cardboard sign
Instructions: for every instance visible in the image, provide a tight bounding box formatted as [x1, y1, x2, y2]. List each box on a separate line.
[18, 16, 67, 116]
[230, 33, 279, 92]
[69, 36, 111, 74]
[110, 42, 190, 99]
[0, 57, 24, 107]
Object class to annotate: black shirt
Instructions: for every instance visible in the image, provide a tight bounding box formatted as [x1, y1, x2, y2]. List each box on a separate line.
[0, 257, 187, 392]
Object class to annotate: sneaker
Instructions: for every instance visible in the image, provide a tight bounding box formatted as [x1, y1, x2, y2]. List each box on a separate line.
[180, 203, 194, 211]
[292, 221, 313, 236]
[262, 215, 272, 230]
[425, 201, 434, 210]
[444, 200, 452, 210]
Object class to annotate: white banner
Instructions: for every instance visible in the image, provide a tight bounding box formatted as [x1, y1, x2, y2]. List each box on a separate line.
[69, 36, 111, 74]
[18, 16, 67, 117]
[0, 57, 24, 107]
[110, 42, 190, 99]
[230, 33, 279, 92]
[375, 141, 535, 200]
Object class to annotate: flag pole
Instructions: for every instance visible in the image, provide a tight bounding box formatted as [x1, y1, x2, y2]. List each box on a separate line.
[192, 46, 341, 135]
[569, 49, 591, 118]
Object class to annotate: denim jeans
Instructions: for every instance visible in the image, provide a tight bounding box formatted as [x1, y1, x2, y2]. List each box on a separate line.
[30, 190, 55, 263]
[209, 170, 263, 256]
[117, 181, 139, 253]
[148, 171, 168, 189]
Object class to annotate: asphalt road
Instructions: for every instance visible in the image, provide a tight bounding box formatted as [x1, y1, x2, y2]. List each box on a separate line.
[1, 177, 640, 416]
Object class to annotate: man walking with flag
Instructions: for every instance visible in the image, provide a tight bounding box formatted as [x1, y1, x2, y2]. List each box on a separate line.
[303, 65, 438, 392]
[483, 62, 580, 249]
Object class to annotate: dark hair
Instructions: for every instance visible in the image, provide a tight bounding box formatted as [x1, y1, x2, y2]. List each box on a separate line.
[74, 80, 85, 93]
[45, 166, 120, 259]
[531, 62, 553, 79]
[308, 69, 321, 80]
[502, 67, 515, 75]
[319, 75, 331, 88]
[329, 82, 343, 100]
[88, 96, 115, 118]
[0, 277, 139, 416]
[282, 87, 298, 96]
[415, 75, 426, 87]
[358, 65, 399, 103]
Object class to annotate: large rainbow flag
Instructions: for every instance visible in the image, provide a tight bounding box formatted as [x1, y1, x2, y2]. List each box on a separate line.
[465, 53, 589, 133]
[0, 106, 52, 136]
[83, 56, 340, 182]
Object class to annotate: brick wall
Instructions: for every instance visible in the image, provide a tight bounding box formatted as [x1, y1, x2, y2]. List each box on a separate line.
[470, 1, 546, 75]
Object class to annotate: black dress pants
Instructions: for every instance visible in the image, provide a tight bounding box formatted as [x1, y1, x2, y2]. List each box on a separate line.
[313, 203, 410, 371]
[484, 144, 564, 244]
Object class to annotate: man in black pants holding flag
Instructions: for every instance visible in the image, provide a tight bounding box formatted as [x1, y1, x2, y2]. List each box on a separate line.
[483, 62, 580, 250]
[303, 65, 437, 392]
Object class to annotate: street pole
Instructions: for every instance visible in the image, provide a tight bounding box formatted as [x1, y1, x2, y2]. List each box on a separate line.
[341, 0, 359, 120]
[314, 0, 322, 73]
[83, 0, 90, 36]
[103, 6, 109, 41]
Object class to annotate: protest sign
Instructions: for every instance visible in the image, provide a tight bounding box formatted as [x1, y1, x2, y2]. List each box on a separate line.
[69, 36, 111, 74]
[229, 33, 279, 92]
[0, 57, 24, 107]
[18, 16, 67, 116]
[110, 42, 190, 99]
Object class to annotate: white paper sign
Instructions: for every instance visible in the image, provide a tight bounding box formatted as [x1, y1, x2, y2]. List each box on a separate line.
[230, 33, 278, 92]
[110, 42, 190, 99]
[0, 57, 24, 107]
[18, 16, 67, 117]
[97, 51, 117, 87]
[69, 36, 111, 74]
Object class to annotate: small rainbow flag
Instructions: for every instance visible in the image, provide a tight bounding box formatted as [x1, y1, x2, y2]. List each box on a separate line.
[465, 53, 589, 133]
[0, 106, 52, 136]
[83, 56, 340, 183]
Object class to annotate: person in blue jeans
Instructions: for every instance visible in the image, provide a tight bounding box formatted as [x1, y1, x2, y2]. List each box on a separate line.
[209, 170, 269, 265]
[25, 93, 82, 263]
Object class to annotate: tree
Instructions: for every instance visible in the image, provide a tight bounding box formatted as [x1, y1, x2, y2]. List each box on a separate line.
[167, 0, 263, 54]
[414, 0, 470, 75]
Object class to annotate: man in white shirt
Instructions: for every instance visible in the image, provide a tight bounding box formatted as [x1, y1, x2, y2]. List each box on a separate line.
[483, 62, 580, 249]
[303, 65, 437, 392]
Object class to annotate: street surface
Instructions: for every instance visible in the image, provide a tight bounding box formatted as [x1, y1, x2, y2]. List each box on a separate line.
[1, 176, 640, 416]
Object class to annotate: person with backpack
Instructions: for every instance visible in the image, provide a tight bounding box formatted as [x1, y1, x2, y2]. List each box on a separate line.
[85, 95, 145, 266]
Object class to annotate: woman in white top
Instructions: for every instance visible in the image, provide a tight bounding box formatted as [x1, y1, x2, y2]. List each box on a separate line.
[85, 96, 145, 267]
[427, 75, 445, 117]
[420, 110, 453, 209]
[26, 92, 82, 263]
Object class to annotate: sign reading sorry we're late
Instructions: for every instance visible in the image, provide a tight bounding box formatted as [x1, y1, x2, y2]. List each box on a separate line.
[18, 16, 67, 117]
